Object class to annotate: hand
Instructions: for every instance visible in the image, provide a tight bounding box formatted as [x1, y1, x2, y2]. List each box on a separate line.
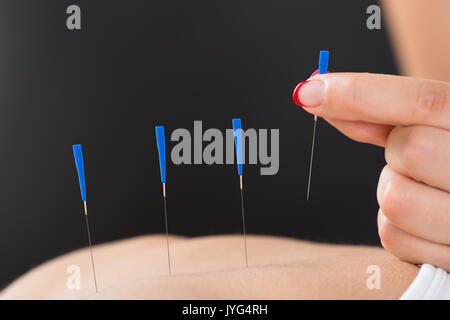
[293, 72, 450, 271]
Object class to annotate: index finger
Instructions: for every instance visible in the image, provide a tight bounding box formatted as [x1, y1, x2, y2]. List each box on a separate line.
[293, 73, 450, 130]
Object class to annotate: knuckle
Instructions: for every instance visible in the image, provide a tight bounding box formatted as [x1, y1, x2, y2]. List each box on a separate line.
[385, 127, 399, 163]
[379, 176, 405, 223]
[378, 215, 395, 249]
[399, 127, 432, 172]
[378, 216, 404, 260]
[377, 165, 390, 205]
[414, 80, 449, 116]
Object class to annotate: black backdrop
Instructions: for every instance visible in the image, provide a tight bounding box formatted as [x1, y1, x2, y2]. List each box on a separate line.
[0, 0, 396, 288]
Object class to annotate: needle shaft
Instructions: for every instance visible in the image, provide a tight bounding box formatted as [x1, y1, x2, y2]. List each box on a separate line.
[239, 175, 248, 268]
[83, 201, 98, 293]
[306, 115, 317, 201]
[162, 182, 172, 276]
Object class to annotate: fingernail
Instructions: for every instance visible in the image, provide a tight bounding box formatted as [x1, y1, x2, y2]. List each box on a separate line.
[292, 80, 325, 107]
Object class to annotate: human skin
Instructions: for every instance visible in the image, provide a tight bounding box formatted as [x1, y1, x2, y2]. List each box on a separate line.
[0, 235, 418, 299]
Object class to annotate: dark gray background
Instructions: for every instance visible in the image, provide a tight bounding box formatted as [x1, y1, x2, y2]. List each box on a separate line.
[0, 0, 395, 288]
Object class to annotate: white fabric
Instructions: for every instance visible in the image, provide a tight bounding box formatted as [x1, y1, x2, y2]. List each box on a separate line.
[400, 264, 450, 300]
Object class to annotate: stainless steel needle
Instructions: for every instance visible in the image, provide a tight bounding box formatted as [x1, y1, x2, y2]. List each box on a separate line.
[162, 182, 172, 275]
[83, 201, 98, 293]
[306, 115, 317, 201]
[233, 118, 248, 267]
[72, 144, 98, 293]
[306, 50, 329, 200]
[239, 175, 249, 268]
[155, 126, 172, 276]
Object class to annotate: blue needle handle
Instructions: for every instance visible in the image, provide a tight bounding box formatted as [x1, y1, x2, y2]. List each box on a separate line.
[232, 118, 243, 176]
[155, 126, 166, 183]
[72, 144, 87, 201]
[318, 50, 329, 74]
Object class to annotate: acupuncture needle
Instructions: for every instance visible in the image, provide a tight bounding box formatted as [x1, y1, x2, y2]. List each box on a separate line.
[232, 118, 248, 268]
[72, 144, 98, 293]
[306, 50, 330, 200]
[155, 125, 172, 276]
